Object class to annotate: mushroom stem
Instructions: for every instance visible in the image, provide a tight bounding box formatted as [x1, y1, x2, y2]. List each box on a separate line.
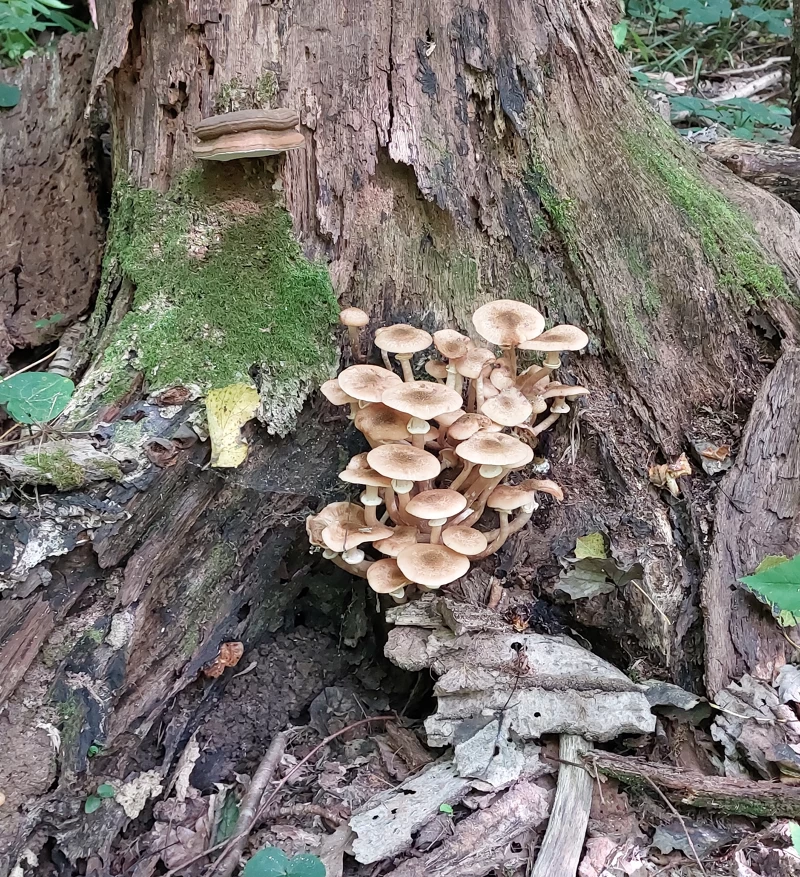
[448, 460, 474, 493]
[516, 369, 550, 399]
[407, 416, 429, 449]
[446, 363, 458, 390]
[531, 407, 564, 436]
[396, 353, 415, 382]
[475, 374, 485, 413]
[380, 349, 394, 371]
[477, 505, 536, 558]
[462, 464, 505, 505]
[347, 326, 362, 362]
[328, 554, 372, 579]
[466, 379, 476, 413]
[502, 345, 518, 377]
[361, 487, 382, 526]
[477, 510, 511, 558]
[428, 517, 447, 544]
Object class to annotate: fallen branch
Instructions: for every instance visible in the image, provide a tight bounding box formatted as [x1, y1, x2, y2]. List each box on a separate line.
[706, 139, 800, 211]
[531, 735, 593, 877]
[588, 751, 800, 818]
[674, 56, 790, 83]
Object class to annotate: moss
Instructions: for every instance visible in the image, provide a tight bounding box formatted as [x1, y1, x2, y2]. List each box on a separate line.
[98, 176, 339, 434]
[22, 449, 85, 490]
[524, 159, 577, 245]
[178, 543, 236, 656]
[94, 458, 123, 481]
[625, 130, 793, 306]
[215, 71, 278, 113]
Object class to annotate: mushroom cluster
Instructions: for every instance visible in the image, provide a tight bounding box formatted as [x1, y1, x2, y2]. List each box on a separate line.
[307, 301, 590, 603]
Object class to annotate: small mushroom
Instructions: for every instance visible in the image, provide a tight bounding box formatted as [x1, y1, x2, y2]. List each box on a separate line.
[518, 324, 589, 381]
[306, 502, 365, 548]
[381, 383, 463, 449]
[321, 521, 393, 563]
[374, 526, 418, 557]
[440, 526, 488, 557]
[396, 543, 470, 591]
[374, 324, 433, 382]
[424, 359, 449, 382]
[338, 467, 391, 525]
[531, 384, 589, 436]
[405, 489, 467, 543]
[434, 329, 471, 389]
[192, 108, 305, 160]
[477, 483, 541, 557]
[453, 430, 534, 500]
[355, 403, 411, 445]
[453, 347, 495, 410]
[338, 364, 403, 404]
[367, 558, 411, 602]
[320, 378, 358, 419]
[472, 300, 545, 376]
[367, 444, 441, 520]
[445, 413, 494, 445]
[339, 307, 369, 362]
[481, 387, 534, 427]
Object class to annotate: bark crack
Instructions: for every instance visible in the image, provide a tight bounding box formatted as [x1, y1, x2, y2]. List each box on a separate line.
[386, 0, 395, 145]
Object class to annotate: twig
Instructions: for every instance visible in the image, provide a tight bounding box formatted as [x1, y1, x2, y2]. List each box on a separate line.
[628, 580, 671, 627]
[640, 774, 706, 876]
[713, 69, 784, 103]
[674, 56, 790, 83]
[214, 730, 292, 877]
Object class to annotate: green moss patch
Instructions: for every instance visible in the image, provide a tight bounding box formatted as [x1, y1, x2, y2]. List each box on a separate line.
[99, 176, 338, 435]
[625, 131, 792, 306]
[22, 449, 85, 490]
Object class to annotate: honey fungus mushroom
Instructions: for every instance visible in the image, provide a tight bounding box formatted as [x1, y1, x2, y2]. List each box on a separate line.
[381, 383, 463, 449]
[367, 558, 411, 602]
[339, 466, 391, 524]
[518, 324, 590, 385]
[338, 364, 403, 404]
[339, 307, 369, 361]
[192, 109, 305, 161]
[405, 489, 467, 543]
[441, 526, 488, 557]
[472, 300, 545, 375]
[396, 543, 470, 590]
[374, 324, 433, 382]
[367, 444, 441, 521]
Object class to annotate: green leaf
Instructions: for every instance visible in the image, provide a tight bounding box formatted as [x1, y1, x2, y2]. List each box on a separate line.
[575, 533, 607, 560]
[242, 848, 290, 877]
[739, 555, 800, 627]
[790, 821, 800, 854]
[0, 83, 21, 108]
[34, 313, 64, 328]
[439, 803, 454, 814]
[611, 20, 628, 48]
[285, 855, 326, 877]
[84, 795, 102, 814]
[0, 372, 74, 423]
[97, 783, 115, 798]
[215, 792, 240, 843]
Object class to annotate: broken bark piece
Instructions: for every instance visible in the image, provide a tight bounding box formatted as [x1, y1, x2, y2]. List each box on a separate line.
[0, 439, 122, 491]
[194, 108, 300, 139]
[192, 129, 305, 161]
[588, 751, 800, 817]
[384, 781, 551, 877]
[706, 138, 800, 211]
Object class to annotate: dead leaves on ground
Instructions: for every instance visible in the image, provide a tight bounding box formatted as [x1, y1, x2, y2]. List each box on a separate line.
[203, 642, 245, 678]
[206, 383, 260, 468]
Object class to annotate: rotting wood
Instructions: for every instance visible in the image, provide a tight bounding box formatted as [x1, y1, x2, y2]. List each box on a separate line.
[588, 750, 800, 817]
[531, 735, 593, 877]
[706, 139, 800, 210]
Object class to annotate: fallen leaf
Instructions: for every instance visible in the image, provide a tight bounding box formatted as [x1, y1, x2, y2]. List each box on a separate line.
[203, 641, 245, 678]
[740, 555, 800, 627]
[574, 532, 607, 560]
[172, 732, 201, 802]
[649, 452, 691, 497]
[205, 384, 260, 468]
[701, 444, 730, 461]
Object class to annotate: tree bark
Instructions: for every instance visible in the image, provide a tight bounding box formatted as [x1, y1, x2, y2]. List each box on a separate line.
[2, 0, 800, 869]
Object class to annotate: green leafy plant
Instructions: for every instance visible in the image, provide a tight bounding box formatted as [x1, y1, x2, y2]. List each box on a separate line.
[739, 554, 800, 626]
[242, 847, 325, 877]
[439, 803, 454, 814]
[0, 372, 74, 423]
[34, 313, 64, 329]
[84, 782, 115, 814]
[0, 0, 86, 66]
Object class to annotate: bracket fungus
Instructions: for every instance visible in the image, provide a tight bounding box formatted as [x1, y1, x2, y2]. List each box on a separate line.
[192, 108, 305, 161]
[307, 301, 590, 596]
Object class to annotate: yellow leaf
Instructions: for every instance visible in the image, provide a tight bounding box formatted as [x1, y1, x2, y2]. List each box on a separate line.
[574, 532, 607, 560]
[206, 383, 260, 468]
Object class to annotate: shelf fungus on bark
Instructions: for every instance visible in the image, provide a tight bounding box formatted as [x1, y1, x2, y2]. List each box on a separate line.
[192, 108, 305, 161]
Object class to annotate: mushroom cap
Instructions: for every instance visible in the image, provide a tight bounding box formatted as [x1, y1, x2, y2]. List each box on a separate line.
[339, 467, 391, 488]
[489, 364, 515, 391]
[192, 129, 305, 161]
[320, 379, 354, 406]
[518, 325, 589, 352]
[338, 364, 403, 403]
[434, 409, 466, 429]
[339, 307, 369, 328]
[374, 324, 433, 355]
[455, 430, 534, 468]
[322, 521, 393, 552]
[382, 383, 463, 421]
[441, 526, 489, 556]
[194, 108, 300, 140]
[454, 348, 495, 379]
[434, 329, 470, 359]
[425, 359, 449, 380]
[367, 444, 441, 481]
[347, 452, 371, 471]
[518, 478, 565, 501]
[472, 300, 545, 348]
[306, 502, 365, 547]
[481, 388, 534, 427]
[355, 404, 411, 442]
[487, 484, 539, 511]
[539, 383, 590, 400]
[374, 526, 418, 557]
[447, 413, 494, 443]
[406, 489, 467, 521]
[367, 558, 411, 594]
[396, 543, 471, 588]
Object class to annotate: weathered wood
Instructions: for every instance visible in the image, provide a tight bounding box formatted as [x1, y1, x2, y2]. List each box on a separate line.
[703, 350, 800, 696]
[589, 750, 800, 818]
[706, 139, 800, 210]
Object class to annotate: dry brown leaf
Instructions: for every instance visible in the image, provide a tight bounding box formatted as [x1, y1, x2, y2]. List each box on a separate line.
[203, 641, 244, 678]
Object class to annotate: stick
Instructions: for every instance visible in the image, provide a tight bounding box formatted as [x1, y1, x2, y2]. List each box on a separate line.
[531, 735, 593, 877]
[640, 773, 706, 876]
[214, 731, 291, 877]
[674, 56, 789, 82]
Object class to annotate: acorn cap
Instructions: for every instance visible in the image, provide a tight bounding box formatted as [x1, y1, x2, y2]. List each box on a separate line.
[322, 521, 393, 552]
[425, 359, 449, 380]
[472, 300, 545, 347]
[396, 543, 470, 588]
[454, 348, 495, 379]
[406, 489, 467, 521]
[487, 483, 539, 511]
[194, 108, 300, 140]
[518, 324, 589, 352]
[367, 558, 411, 594]
[306, 502, 365, 547]
[382, 383, 463, 421]
[447, 413, 494, 443]
[481, 388, 534, 427]
[441, 526, 489, 556]
[367, 444, 441, 482]
[539, 383, 590, 400]
[320, 379, 354, 406]
[192, 129, 305, 161]
[355, 404, 411, 442]
[374, 526, 418, 557]
[455, 430, 534, 468]
[338, 364, 403, 403]
[339, 467, 391, 488]
[339, 307, 369, 328]
[433, 329, 470, 359]
[518, 478, 565, 501]
[374, 324, 433, 355]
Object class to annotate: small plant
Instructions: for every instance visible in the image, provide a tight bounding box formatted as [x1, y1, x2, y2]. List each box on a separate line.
[84, 782, 115, 814]
[0, 371, 74, 423]
[307, 301, 590, 599]
[0, 0, 86, 66]
[242, 847, 325, 877]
